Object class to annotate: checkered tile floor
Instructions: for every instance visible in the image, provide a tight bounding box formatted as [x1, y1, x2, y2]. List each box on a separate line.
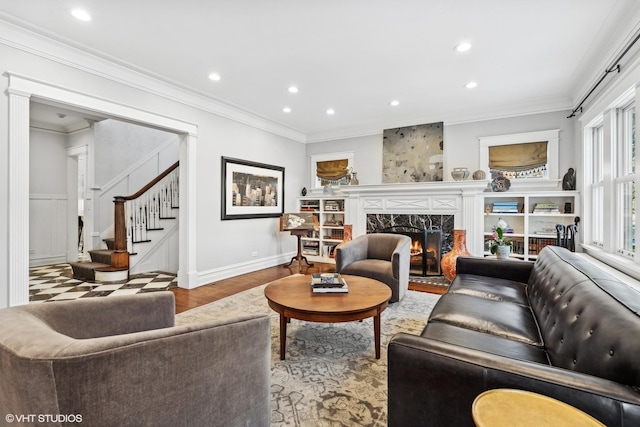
[29, 264, 178, 303]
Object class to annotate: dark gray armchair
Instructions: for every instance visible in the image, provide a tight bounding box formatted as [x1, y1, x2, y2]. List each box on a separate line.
[0, 292, 271, 427]
[336, 233, 411, 302]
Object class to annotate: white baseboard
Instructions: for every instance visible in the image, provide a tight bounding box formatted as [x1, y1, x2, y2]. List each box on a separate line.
[193, 252, 295, 288]
[29, 255, 67, 268]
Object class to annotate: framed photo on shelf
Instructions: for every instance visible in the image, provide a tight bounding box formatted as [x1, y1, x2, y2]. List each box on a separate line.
[221, 156, 285, 220]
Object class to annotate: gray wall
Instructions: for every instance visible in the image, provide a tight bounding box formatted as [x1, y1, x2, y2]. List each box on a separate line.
[305, 110, 577, 187]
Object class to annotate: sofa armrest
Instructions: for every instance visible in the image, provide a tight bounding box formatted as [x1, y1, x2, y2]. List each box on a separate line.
[22, 291, 176, 338]
[388, 333, 640, 427]
[1, 314, 272, 427]
[336, 237, 368, 272]
[456, 256, 533, 283]
[392, 237, 411, 280]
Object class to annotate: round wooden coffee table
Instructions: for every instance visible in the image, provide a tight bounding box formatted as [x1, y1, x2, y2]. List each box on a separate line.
[264, 274, 392, 360]
[472, 389, 605, 427]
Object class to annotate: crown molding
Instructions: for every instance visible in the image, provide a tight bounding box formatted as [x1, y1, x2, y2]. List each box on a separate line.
[0, 17, 307, 143]
[569, 3, 640, 108]
[305, 98, 571, 144]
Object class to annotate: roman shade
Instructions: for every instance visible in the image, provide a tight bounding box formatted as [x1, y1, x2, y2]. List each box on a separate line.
[316, 159, 349, 181]
[489, 141, 548, 172]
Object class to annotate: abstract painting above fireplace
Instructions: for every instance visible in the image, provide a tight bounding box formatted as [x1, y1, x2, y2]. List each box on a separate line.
[382, 122, 444, 183]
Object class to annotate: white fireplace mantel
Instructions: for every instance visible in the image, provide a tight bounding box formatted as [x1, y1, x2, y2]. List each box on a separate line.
[333, 181, 489, 255]
[338, 181, 489, 197]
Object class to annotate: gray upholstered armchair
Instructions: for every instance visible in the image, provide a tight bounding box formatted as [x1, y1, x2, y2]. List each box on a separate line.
[0, 292, 271, 427]
[336, 233, 411, 302]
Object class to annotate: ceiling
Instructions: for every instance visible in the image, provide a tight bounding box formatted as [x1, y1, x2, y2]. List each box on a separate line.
[2, 0, 640, 141]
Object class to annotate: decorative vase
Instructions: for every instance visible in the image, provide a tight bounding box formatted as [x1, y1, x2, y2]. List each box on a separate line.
[451, 167, 469, 181]
[495, 245, 511, 259]
[349, 172, 359, 185]
[491, 176, 511, 192]
[441, 229, 472, 282]
[472, 169, 486, 180]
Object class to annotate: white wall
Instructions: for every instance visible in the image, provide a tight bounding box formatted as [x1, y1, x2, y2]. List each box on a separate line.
[29, 128, 68, 266]
[94, 119, 179, 187]
[92, 119, 180, 253]
[305, 110, 578, 187]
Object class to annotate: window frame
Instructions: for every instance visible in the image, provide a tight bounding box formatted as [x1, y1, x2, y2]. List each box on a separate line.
[613, 102, 636, 257]
[309, 151, 354, 189]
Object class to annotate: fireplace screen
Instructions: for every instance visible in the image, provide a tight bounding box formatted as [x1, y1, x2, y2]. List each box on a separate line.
[378, 226, 442, 276]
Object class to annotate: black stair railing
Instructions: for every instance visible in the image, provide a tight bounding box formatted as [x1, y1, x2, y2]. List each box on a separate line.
[113, 162, 179, 259]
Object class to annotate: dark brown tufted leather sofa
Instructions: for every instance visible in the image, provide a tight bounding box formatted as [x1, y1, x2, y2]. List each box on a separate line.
[388, 246, 640, 426]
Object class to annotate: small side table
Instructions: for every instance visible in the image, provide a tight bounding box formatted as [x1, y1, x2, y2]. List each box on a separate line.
[472, 389, 605, 427]
[285, 229, 314, 267]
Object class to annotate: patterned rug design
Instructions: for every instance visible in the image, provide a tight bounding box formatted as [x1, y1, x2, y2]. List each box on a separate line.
[176, 282, 440, 426]
[29, 264, 177, 303]
[409, 275, 450, 287]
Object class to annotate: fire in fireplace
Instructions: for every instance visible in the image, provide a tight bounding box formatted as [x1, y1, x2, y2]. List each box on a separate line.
[366, 213, 453, 277]
[378, 226, 442, 276]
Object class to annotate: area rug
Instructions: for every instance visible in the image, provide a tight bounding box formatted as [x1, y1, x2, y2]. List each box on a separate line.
[409, 275, 450, 287]
[176, 281, 440, 427]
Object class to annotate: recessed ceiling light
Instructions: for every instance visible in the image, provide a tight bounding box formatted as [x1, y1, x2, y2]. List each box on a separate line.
[465, 81, 478, 89]
[288, 86, 299, 93]
[326, 108, 335, 115]
[455, 42, 472, 52]
[283, 107, 291, 113]
[208, 73, 221, 81]
[71, 9, 92, 22]
[389, 100, 400, 106]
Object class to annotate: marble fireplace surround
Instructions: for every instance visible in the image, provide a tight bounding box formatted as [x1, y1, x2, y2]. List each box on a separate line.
[338, 181, 489, 256]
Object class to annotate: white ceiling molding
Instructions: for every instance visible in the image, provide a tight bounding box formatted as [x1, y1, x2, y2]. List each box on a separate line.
[569, 3, 640, 109]
[0, 18, 306, 143]
[306, 102, 571, 144]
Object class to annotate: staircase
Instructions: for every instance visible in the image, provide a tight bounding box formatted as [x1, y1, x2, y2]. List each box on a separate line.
[70, 162, 179, 282]
[69, 238, 129, 282]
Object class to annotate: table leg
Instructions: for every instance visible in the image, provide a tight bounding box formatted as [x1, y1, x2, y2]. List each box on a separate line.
[280, 313, 287, 360]
[284, 234, 314, 267]
[374, 312, 381, 359]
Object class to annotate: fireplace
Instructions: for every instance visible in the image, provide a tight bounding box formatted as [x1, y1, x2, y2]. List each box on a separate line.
[366, 214, 453, 277]
[378, 226, 442, 276]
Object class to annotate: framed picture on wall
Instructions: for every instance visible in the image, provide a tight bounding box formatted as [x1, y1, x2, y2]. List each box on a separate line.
[221, 156, 285, 220]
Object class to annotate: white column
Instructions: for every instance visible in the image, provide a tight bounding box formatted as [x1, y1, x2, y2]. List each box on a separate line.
[178, 132, 198, 289]
[8, 89, 31, 306]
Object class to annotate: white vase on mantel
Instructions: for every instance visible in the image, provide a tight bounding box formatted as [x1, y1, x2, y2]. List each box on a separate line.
[495, 245, 511, 259]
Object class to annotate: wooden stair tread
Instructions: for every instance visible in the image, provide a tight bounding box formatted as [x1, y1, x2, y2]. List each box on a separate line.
[89, 249, 114, 255]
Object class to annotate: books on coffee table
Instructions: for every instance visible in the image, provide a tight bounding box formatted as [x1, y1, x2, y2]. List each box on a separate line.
[310, 273, 348, 293]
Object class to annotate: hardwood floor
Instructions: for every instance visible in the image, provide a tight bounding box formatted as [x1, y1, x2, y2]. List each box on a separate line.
[170, 261, 447, 314]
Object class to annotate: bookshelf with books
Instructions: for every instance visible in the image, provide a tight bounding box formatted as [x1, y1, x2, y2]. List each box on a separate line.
[298, 197, 347, 263]
[483, 192, 579, 261]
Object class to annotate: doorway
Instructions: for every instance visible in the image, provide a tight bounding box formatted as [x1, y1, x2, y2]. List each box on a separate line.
[8, 73, 198, 306]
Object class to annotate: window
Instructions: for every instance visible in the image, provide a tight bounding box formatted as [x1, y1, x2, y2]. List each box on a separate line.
[309, 152, 354, 189]
[584, 94, 638, 265]
[479, 129, 560, 188]
[615, 103, 636, 256]
[589, 124, 605, 247]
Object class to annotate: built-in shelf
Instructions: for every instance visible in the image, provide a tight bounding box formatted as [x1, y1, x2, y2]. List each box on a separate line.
[298, 197, 347, 262]
[483, 191, 579, 260]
